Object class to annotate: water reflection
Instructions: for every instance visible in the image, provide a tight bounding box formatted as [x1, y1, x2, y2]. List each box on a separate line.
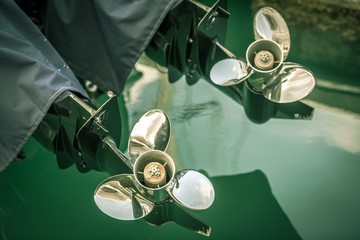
[124, 55, 360, 239]
[125, 56, 360, 176]
[206, 170, 302, 239]
[301, 108, 360, 154]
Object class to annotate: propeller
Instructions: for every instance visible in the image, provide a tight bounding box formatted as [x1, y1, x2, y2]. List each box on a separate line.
[210, 7, 315, 103]
[128, 109, 170, 167]
[94, 109, 214, 230]
[94, 174, 154, 220]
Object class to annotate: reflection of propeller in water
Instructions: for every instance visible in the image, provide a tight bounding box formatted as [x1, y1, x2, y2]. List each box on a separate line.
[94, 109, 215, 236]
[210, 7, 315, 103]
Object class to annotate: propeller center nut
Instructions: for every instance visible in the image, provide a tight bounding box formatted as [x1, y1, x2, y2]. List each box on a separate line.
[149, 165, 161, 177]
[143, 162, 166, 188]
[254, 50, 274, 70]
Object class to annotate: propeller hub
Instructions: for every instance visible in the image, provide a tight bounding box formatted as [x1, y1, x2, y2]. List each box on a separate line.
[254, 50, 274, 70]
[144, 162, 166, 188]
[134, 150, 175, 202]
[246, 39, 283, 73]
[148, 164, 161, 177]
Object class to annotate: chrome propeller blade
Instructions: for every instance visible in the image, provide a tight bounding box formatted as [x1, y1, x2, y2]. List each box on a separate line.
[262, 62, 315, 103]
[210, 58, 251, 86]
[254, 7, 290, 60]
[167, 170, 215, 210]
[128, 109, 171, 166]
[94, 174, 154, 220]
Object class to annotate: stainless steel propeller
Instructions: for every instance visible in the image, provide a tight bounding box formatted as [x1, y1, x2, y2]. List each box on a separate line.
[94, 109, 215, 222]
[210, 7, 315, 103]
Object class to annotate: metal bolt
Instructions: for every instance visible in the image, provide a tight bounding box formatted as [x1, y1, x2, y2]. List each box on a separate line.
[254, 50, 275, 70]
[206, 12, 218, 30]
[107, 91, 114, 97]
[148, 164, 161, 177]
[259, 52, 270, 62]
[143, 162, 166, 188]
[85, 80, 98, 93]
[80, 161, 87, 168]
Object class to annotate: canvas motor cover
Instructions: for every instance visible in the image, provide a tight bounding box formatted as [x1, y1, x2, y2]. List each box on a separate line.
[0, 0, 88, 172]
[45, 0, 182, 94]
